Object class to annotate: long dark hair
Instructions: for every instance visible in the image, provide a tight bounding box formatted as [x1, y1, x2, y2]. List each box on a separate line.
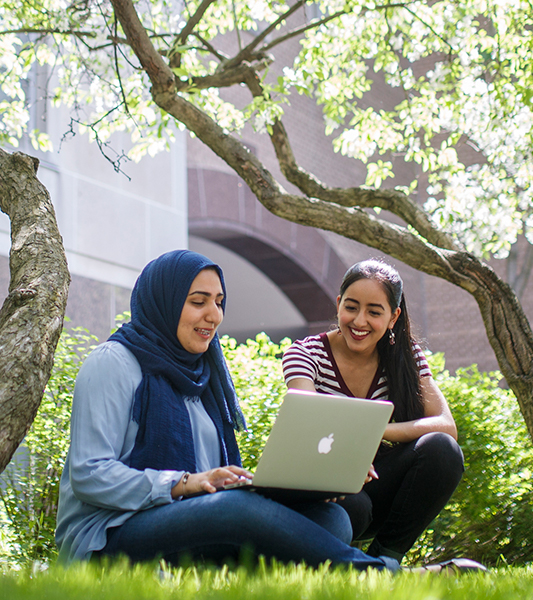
[339, 259, 424, 422]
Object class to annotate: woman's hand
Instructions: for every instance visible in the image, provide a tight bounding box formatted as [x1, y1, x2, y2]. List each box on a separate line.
[365, 464, 378, 484]
[171, 465, 253, 499]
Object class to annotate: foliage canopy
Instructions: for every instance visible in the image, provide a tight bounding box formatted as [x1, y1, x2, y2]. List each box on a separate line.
[1, 0, 533, 270]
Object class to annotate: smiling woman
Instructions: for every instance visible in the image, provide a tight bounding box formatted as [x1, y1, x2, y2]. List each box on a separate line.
[334, 278, 401, 397]
[283, 259, 464, 564]
[55, 250, 405, 572]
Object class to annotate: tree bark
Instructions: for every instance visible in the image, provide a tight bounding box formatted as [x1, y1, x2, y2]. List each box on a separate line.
[110, 0, 533, 441]
[0, 149, 70, 474]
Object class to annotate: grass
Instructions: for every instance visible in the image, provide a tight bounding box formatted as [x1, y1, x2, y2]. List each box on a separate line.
[1, 561, 532, 600]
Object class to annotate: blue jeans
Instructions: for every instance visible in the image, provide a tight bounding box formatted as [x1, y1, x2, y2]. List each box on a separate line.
[98, 489, 399, 572]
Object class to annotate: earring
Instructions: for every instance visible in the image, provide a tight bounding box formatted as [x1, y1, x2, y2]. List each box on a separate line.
[337, 326, 342, 335]
[388, 328, 395, 345]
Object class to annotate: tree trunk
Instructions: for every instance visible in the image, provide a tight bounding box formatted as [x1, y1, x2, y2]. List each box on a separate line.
[0, 149, 70, 474]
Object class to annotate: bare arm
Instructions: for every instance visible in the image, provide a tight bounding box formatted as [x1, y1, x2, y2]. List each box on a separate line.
[287, 377, 317, 392]
[383, 376, 457, 443]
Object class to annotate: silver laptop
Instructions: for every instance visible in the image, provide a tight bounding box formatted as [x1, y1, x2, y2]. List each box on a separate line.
[221, 389, 394, 503]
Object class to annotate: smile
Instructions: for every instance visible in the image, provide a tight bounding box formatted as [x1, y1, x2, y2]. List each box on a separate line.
[349, 328, 370, 339]
[195, 328, 213, 337]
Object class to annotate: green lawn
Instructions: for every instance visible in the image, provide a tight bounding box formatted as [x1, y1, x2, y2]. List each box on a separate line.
[1, 561, 532, 600]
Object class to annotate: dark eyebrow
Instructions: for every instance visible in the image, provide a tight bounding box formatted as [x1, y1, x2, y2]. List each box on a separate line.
[344, 297, 385, 310]
[189, 290, 224, 299]
[368, 303, 385, 310]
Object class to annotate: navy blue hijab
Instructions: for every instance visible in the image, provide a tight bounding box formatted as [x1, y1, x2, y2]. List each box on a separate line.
[109, 250, 245, 473]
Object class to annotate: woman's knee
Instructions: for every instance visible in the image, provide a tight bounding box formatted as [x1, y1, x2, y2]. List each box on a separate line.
[197, 489, 274, 523]
[414, 432, 464, 479]
[337, 491, 373, 541]
[296, 500, 353, 545]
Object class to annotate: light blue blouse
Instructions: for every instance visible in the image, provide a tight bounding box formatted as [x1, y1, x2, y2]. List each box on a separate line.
[55, 341, 221, 563]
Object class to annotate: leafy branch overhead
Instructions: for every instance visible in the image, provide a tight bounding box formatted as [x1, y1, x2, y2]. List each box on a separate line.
[1, 0, 533, 440]
[3, 2, 531, 260]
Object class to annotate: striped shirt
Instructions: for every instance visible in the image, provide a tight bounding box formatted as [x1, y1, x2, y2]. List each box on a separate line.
[282, 332, 431, 401]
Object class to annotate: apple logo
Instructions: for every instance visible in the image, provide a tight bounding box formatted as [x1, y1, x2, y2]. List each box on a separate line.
[318, 433, 334, 454]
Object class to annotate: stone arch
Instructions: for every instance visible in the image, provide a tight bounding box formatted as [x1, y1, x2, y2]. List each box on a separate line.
[188, 167, 349, 335]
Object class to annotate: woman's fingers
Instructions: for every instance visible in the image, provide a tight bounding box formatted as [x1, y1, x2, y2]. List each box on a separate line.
[225, 465, 254, 479]
[183, 466, 253, 496]
[206, 466, 253, 489]
[201, 479, 218, 493]
[364, 464, 379, 483]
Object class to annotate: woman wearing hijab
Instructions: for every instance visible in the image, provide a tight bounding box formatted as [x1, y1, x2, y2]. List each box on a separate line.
[55, 250, 401, 571]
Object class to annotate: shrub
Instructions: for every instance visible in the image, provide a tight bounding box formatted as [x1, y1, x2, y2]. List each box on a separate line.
[407, 353, 533, 566]
[0, 327, 97, 565]
[220, 333, 291, 471]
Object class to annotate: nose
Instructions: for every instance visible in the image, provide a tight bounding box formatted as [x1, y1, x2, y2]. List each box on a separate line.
[206, 301, 223, 326]
[353, 310, 367, 327]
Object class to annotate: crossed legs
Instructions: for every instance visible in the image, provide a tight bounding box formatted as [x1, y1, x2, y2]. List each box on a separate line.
[98, 489, 399, 571]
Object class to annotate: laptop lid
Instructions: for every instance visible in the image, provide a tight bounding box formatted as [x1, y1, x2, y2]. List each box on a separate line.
[251, 389, 393, 495]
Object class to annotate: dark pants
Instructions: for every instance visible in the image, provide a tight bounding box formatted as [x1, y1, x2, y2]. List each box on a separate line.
[337, 432, 464, 562]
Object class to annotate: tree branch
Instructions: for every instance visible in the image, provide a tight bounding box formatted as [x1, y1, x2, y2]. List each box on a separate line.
[112, 15, 132, 120]
[179, 0, 217, 46]
[192, 33, 229, 62]
[111, 0, 175, 92]
[221, 0, 307, 71]
[232, 0, 243, 51]
[225, 22, 460, 255]
[175, 58, 271, 91]
[403, 5, 455, 53]
[262, 9, 347, 53]
[255, 92, 460, 252]
[170, 0, 218, 68]
[0, 28, 96, 37]
[108, 0, 474, 286]
[259, 0, 422, 57]
[153, 81, 469, 292]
